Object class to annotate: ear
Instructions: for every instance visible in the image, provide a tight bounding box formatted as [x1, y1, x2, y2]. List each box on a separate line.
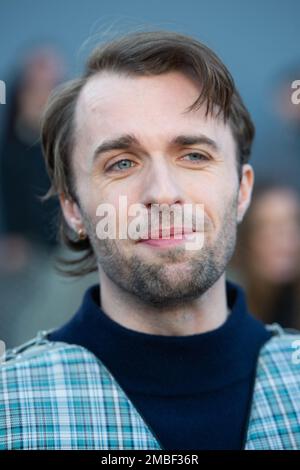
[237, 164, 254, 223]
[59, 193, 85, 234]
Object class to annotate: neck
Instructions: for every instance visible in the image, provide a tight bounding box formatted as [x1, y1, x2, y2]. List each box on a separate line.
[99, 268, 228, 336]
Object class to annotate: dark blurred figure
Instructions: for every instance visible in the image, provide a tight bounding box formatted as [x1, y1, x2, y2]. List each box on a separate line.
[232, 183, 300, 329]
[0, 46, 65, 272]
[253, 65, 300, 194]
[275, 66, 300, 131]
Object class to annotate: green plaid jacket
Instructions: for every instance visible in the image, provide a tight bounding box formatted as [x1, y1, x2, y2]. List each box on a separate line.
[1, 323, 300, 450]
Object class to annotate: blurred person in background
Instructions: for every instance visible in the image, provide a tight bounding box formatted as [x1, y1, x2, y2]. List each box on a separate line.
[275, 66, 300, 132]
[0, 46, 95, 348]
[231, 182, 300, 329]
[0, 45, 65, 272]
[254, 65, 300, 193]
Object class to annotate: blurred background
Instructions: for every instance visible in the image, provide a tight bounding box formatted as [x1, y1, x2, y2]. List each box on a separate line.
[0, 0, 299, 347]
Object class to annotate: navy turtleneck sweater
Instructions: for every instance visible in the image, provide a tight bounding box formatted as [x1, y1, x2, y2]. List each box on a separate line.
[48, 281, 272, 450]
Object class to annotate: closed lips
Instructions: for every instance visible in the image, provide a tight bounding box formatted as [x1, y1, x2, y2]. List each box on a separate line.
[140, 226, 195, 240]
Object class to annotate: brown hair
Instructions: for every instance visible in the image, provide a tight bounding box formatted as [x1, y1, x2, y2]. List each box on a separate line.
[41, 30, 255, 276]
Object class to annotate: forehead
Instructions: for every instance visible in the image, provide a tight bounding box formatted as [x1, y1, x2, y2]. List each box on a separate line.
[74, 70, 235, 153]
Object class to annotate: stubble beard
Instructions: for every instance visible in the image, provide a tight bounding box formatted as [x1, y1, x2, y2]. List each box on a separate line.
[82, 195, 238, 309]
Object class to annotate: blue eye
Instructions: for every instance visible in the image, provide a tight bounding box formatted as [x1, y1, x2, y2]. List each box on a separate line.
[183, 152, 209, 162]
[107, 159, 135, 172]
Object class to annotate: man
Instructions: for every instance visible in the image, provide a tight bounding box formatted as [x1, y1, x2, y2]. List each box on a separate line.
[1, 30, 300, 450]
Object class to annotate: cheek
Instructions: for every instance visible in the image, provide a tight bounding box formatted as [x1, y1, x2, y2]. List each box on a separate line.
[186, 176, 235, 232]
[90, 189, 140, 239]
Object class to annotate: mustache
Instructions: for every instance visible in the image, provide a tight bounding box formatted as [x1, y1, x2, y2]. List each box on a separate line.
[92, 201, 211, 242]
[130, 209, 209, 241]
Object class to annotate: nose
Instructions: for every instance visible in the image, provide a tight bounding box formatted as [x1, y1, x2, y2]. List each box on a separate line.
[140, 157, 184, 208]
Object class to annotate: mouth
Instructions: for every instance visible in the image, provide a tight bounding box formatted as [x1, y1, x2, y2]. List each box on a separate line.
[137, 226, 196, 248]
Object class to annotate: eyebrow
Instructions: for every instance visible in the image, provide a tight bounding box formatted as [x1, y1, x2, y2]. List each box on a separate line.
[92, 133, 220, 162]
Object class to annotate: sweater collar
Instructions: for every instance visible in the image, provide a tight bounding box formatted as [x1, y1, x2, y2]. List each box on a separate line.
[49, 281, 272, 395]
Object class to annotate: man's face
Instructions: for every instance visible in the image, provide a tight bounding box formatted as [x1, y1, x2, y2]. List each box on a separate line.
[66, 70, 249, 307]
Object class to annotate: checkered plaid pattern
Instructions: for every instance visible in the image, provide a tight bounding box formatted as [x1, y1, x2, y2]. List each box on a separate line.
[0, 336, 162, 449]
[245, 324, 300, 449]
[0, 324, 300, 449]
